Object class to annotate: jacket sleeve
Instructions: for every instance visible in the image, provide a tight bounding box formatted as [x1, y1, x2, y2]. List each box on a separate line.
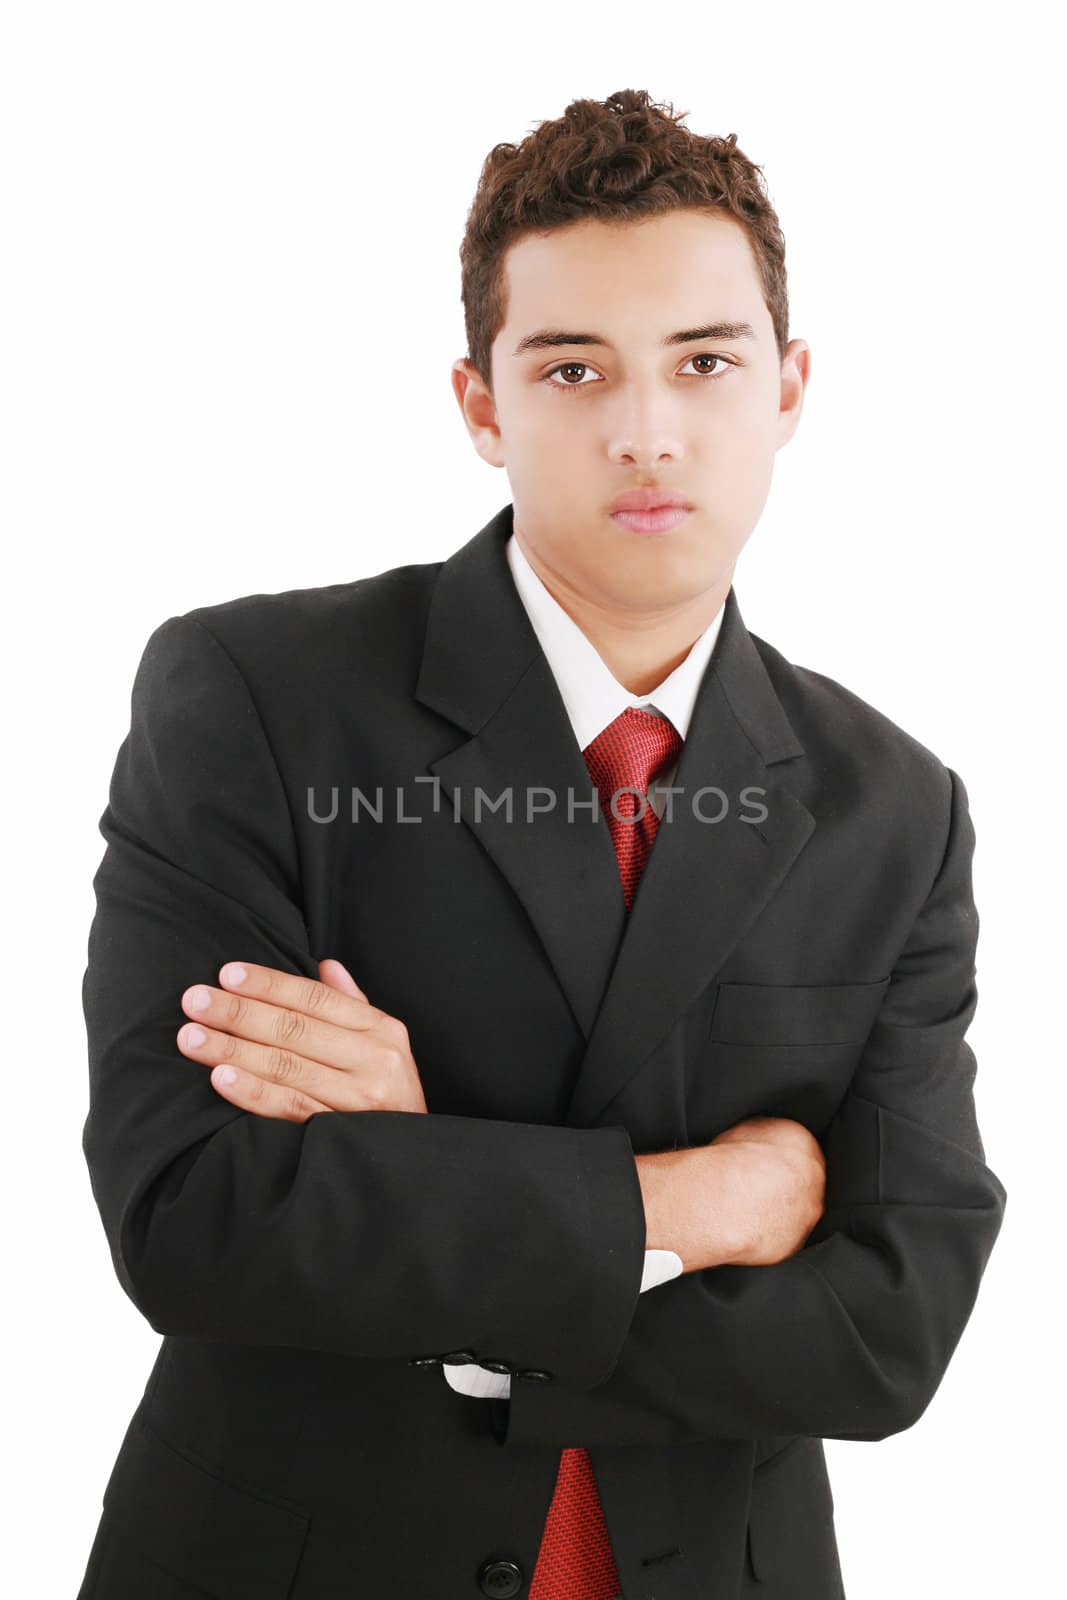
[81, 612, 648, 1388]
[496, 766, 1007, 1448]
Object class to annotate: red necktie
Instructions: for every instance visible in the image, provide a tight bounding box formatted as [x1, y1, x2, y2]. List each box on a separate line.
[527, 705, 684, 1600]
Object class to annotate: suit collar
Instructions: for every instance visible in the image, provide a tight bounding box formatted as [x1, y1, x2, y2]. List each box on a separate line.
[415, 503, 814, 1128]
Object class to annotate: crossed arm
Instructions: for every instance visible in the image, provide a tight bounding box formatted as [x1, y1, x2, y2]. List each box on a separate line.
[82, 612, 1007, 1450]
[169, 955, 825, 1401]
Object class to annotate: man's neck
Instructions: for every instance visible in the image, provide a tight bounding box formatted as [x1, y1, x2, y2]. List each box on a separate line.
[514, 532, 731, 695]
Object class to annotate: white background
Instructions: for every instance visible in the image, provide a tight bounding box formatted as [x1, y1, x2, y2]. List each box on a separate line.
[2, 2, 1057, 1594]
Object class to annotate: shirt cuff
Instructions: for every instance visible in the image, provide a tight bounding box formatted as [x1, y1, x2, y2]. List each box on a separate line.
[442, 1248, 683, 1400]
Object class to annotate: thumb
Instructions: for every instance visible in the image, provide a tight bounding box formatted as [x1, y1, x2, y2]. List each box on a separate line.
[318, 957, 368, 1001]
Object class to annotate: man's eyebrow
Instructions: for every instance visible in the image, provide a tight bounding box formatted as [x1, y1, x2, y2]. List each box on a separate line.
[511, 321, 758, 356]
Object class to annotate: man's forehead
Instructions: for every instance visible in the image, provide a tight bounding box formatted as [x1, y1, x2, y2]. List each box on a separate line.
[508, 212, 751, 275]
[500, 212, 762, 332]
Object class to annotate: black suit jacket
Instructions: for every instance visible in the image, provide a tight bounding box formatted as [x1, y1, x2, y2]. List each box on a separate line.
[77, 503, 1006, 1600]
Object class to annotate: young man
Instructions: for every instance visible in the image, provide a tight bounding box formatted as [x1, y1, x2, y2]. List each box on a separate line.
[77, 89, 1006, 1599]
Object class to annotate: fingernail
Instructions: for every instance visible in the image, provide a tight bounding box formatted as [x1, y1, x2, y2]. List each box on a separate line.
[213, 1065, 238, 1086]
[220, 963, 247, 986]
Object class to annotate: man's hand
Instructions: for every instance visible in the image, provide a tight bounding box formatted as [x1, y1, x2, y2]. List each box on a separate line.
[635, 1116, 826, 1273]
[175, 957, 428, 1121]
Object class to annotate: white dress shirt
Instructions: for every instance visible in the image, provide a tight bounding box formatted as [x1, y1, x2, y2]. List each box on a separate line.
[444, 530, 726, 1400]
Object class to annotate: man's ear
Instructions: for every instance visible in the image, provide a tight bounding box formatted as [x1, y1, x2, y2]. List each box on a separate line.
[776, 338, 811, 450]
[451, 357, 506, 468]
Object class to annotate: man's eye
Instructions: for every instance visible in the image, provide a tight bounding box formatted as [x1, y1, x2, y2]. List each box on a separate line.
[679, 354, 732, 378]
[542, 354, 734, 393]
[544, 362, 599, 390]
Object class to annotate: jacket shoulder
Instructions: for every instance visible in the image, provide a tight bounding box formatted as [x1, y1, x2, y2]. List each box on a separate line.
[140, 556, 441, 700]
[179, 555, 442, 663]
[748, 628, 956, 821]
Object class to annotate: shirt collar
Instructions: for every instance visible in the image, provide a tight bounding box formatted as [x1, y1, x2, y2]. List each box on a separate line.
[505, 530, 725, 752]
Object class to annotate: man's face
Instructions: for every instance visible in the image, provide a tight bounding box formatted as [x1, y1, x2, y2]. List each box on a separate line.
[453, 208, 809, 619]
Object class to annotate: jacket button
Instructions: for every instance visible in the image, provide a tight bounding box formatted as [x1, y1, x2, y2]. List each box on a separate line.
[517, 1368, 553, 1382]
[478, 1358, 513, 1374]
[440, 1349, 478, 1366]
[477, 1557, 523, 1597]
[407, 1355, 443, 1367]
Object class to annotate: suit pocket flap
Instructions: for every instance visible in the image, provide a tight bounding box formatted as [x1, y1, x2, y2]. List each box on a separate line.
[100, 1408, 309, 1600]
[746, 1436, 838, 1585]
[710, 978, 891, 1046]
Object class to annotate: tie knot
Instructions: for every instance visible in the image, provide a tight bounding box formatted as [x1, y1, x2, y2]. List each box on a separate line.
[582, 705, 683, 799]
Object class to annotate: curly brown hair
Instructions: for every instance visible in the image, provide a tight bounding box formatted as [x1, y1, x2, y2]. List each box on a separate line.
[459, 88, 789, 397]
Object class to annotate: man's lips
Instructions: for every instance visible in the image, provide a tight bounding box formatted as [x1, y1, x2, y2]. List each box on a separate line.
[611, 506, 692, 534]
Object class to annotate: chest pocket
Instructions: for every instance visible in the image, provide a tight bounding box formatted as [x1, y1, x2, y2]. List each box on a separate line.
[691, 977, 892, 1138]
[709, 976, 891, 1047]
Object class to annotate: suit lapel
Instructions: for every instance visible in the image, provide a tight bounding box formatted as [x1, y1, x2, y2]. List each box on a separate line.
[416, 505, 627, 1041]
[415, 504, 815, 1129]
